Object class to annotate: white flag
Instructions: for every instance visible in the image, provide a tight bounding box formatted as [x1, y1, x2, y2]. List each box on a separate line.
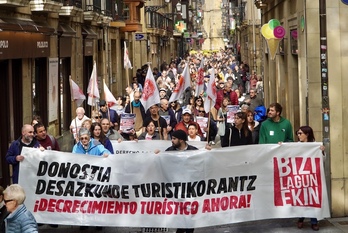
[103, 80, 117, 107]
[195, 58, 205, 97]
[204, 68, 217, 113]
[69, 78, 86, 107]
[87, 61, 100, 106]
[169, 63, 191, 103]
[140, 66, 160, 112]
[124, 41, 132, 69]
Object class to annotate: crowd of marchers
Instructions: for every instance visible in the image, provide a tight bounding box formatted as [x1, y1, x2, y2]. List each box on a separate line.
[1, 48, 325, 232]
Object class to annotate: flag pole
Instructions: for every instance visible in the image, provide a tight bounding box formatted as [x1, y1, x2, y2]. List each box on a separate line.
[103, 79, 111, 124]
[69, 76, 78, 138]
[126, 68, 130, 87]
[207, 99, 212, 143]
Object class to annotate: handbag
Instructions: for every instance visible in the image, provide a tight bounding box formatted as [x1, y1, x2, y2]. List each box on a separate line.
[217, 112, 225, 136]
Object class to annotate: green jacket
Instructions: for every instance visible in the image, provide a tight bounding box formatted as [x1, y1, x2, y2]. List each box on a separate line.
[259, 117, 294, 144]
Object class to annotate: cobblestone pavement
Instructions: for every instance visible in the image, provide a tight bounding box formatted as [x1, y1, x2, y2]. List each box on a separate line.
[38, 217, 348, 233]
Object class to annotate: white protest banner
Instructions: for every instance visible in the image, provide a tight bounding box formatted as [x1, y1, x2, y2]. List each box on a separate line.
[19, 143, 330, 228]
[110, 140, 207, 155]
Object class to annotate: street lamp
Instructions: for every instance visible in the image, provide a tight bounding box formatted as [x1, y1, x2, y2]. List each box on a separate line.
[176, 2, 182, 12]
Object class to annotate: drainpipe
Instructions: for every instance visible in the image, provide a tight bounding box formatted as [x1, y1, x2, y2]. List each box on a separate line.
[319, 0, 331, 209]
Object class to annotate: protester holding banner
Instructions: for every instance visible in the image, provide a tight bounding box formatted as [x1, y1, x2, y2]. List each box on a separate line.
[221, 112, 253, 147]
[90, 122, 114, 154]
[6, 124, 40, 184]
[138, 120, 161, 140]
[165, 129, 198, 233]
[72, 127, 111, 156]
[3, 184, 38, 233]
[296, 125, 325, 231]
[259, 103, 294, 144]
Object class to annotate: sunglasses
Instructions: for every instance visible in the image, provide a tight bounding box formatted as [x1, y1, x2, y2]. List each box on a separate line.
[94, 116, 101, 119]
[4, 199, 14, 204]
[198, 110, 205, 113]
[80, 137, 89, 141]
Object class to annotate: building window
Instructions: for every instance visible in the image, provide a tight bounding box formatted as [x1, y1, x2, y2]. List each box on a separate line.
[123, 3, 130, 20]
[290, 29, 298, 55]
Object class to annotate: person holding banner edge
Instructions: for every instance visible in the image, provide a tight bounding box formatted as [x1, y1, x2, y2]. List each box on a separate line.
[165, 129, 197, 233]
[296, 125, 325, 231]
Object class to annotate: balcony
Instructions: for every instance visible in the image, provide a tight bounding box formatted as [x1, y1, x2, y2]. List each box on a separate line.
[59, 0, 83, 17]
[0, 0, 30, 7]
[30, 0, 63, 12]
[83, 3, 102, 22]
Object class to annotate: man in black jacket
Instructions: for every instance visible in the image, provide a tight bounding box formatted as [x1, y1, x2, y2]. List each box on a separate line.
[165, 129, 197, 233]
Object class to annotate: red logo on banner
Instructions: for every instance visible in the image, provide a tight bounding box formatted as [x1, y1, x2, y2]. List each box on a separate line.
[273, 157, 322, 207]
[197, 68, 204, 85]
[142, 79, 156, 101]
[173, 75, 184, 93]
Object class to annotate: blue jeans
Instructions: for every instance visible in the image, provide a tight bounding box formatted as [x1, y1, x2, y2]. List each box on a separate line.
[298, 217, 318, 224]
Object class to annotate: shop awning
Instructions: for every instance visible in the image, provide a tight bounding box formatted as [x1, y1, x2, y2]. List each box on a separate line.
[0, 18, 55, 34]
[82, 25, 97, 39]
[57, 23, 76, 37]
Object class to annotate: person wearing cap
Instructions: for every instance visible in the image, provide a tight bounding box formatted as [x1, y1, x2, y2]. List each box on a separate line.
[72, 127, 111, 156]
[174, 108, 203, 138]
[159, 88, 168, 99]
[99, 100, 119, 130]
[165, 129, 197, 233]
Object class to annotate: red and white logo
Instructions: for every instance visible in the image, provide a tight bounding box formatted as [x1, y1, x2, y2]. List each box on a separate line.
[273, 157, 322, 208]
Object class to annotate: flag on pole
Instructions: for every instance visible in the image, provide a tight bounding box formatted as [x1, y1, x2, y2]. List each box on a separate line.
[140, 66, 160, 112]
[103, 80, 117, 107]
[195, 58, 205, 96]
[87, 61, 100, 106]
[124, 41, 132, 69]
[69, 78, 86, 107]
[169, 62, 191, 103]
[204, 68, 217, 113]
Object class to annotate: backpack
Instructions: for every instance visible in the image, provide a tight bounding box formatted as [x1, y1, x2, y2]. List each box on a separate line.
[48, 135, 56, 149]
[254, 105, 267, 122]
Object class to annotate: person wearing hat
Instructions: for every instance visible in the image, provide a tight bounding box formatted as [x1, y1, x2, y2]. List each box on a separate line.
[72, 127, 111, 156]
[165, 129, 197, 233]
[99, 100, 119, 130]
[174, 108, 203, 138]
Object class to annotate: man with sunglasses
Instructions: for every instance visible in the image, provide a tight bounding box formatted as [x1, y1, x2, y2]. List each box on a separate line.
[99, 100, 119, 129]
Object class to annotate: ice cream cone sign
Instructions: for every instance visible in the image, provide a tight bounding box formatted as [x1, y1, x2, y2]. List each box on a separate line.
[261, 19, 286, 60]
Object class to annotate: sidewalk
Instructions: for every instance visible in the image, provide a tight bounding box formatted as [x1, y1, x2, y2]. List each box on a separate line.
[38, 217, 348, 233]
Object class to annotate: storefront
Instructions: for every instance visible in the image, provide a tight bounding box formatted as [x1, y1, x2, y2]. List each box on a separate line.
[0, 19, 53, 186]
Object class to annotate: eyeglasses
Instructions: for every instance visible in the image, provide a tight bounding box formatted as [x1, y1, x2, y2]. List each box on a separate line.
[4, 199, 13, 204]
[297, 132, 303, 135]
[80, 137, 89, 141]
